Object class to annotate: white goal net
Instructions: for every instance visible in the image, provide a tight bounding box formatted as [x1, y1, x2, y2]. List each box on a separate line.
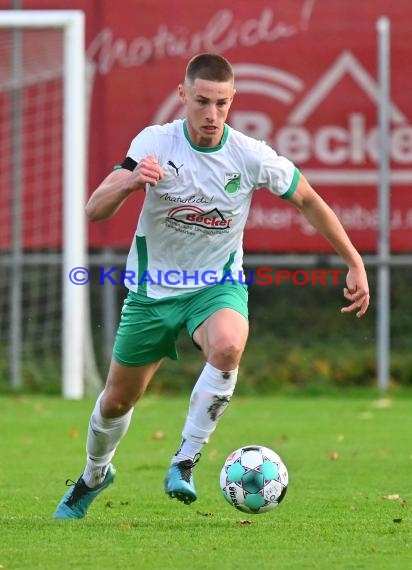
[0, 10, 100, 398]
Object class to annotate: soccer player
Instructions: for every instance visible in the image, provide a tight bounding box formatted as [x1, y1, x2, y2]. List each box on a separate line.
[53, 53, 369, 518]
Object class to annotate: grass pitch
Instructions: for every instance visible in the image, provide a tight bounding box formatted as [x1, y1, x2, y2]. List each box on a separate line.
[0, 393, 411, 569]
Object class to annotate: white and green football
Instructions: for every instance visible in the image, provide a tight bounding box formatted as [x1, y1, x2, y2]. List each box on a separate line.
[220, 445, 288, 514]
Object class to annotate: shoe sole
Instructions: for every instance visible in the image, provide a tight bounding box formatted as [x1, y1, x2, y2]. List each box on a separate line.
[167, 490, 197, 505]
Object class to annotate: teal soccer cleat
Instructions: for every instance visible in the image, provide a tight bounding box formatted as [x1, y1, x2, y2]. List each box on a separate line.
[164, 455, 200, 505]
[53, 464, 116, 519]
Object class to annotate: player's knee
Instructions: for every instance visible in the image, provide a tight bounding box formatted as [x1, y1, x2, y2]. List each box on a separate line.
[100, 395, 135, 418]
[208, 338, 244, 369]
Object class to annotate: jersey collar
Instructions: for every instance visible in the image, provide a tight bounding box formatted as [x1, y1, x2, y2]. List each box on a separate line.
[183, 119, 229, 153]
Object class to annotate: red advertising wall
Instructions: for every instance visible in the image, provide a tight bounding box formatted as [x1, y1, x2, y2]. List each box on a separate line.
[3, 0, 412, 252]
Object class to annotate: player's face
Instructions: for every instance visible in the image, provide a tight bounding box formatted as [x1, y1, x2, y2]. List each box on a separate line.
[179, 78, 235, 147]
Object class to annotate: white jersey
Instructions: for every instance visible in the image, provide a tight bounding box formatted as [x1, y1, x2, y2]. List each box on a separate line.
[124, 119, 299, 299]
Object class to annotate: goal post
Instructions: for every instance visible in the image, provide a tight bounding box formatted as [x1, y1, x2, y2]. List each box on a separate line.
[0, 10, 88, 398]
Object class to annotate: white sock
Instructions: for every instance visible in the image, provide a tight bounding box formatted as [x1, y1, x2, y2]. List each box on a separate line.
[172, 363, 238, 463]
[82, 393, 133, 488]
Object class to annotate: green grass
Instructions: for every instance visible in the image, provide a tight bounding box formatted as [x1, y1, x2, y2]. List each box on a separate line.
[0, 394, 411, 569]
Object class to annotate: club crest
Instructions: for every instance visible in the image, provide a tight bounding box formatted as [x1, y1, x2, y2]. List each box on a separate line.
[224, 173, 241, 194]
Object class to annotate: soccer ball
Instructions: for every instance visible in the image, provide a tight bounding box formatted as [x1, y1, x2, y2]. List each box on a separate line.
[220, 445, 288, 514]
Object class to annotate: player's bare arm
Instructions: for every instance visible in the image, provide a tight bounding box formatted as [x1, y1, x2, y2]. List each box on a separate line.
[288, 174, 370, 318]
[85, 155, 164, 221]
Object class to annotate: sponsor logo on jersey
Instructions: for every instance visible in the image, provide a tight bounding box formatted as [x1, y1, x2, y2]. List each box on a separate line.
[167, 160, 184, 176]
[160, 192, 214, 205]
[224, 173, 241, 194]
[166, 205, 232, 230]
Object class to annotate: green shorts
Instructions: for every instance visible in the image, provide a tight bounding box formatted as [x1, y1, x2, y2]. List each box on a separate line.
[113, 281, 248, 366]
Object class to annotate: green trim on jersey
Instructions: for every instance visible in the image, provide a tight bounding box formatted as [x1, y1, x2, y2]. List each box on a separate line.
[281, 167, 300, 200]
[136, 236, 148, 296]
[223, 251, 236, 273]
[183, 120, 229, 153]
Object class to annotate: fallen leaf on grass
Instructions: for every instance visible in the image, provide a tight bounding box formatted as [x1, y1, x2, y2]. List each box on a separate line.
[382, 494, 407, 507]
[328, 451, 340, 461]
[382, 494, 401, 501]
[69, 429, 79, 439]
[151, 431, 165, 440]
[237, 519, 252, 525]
